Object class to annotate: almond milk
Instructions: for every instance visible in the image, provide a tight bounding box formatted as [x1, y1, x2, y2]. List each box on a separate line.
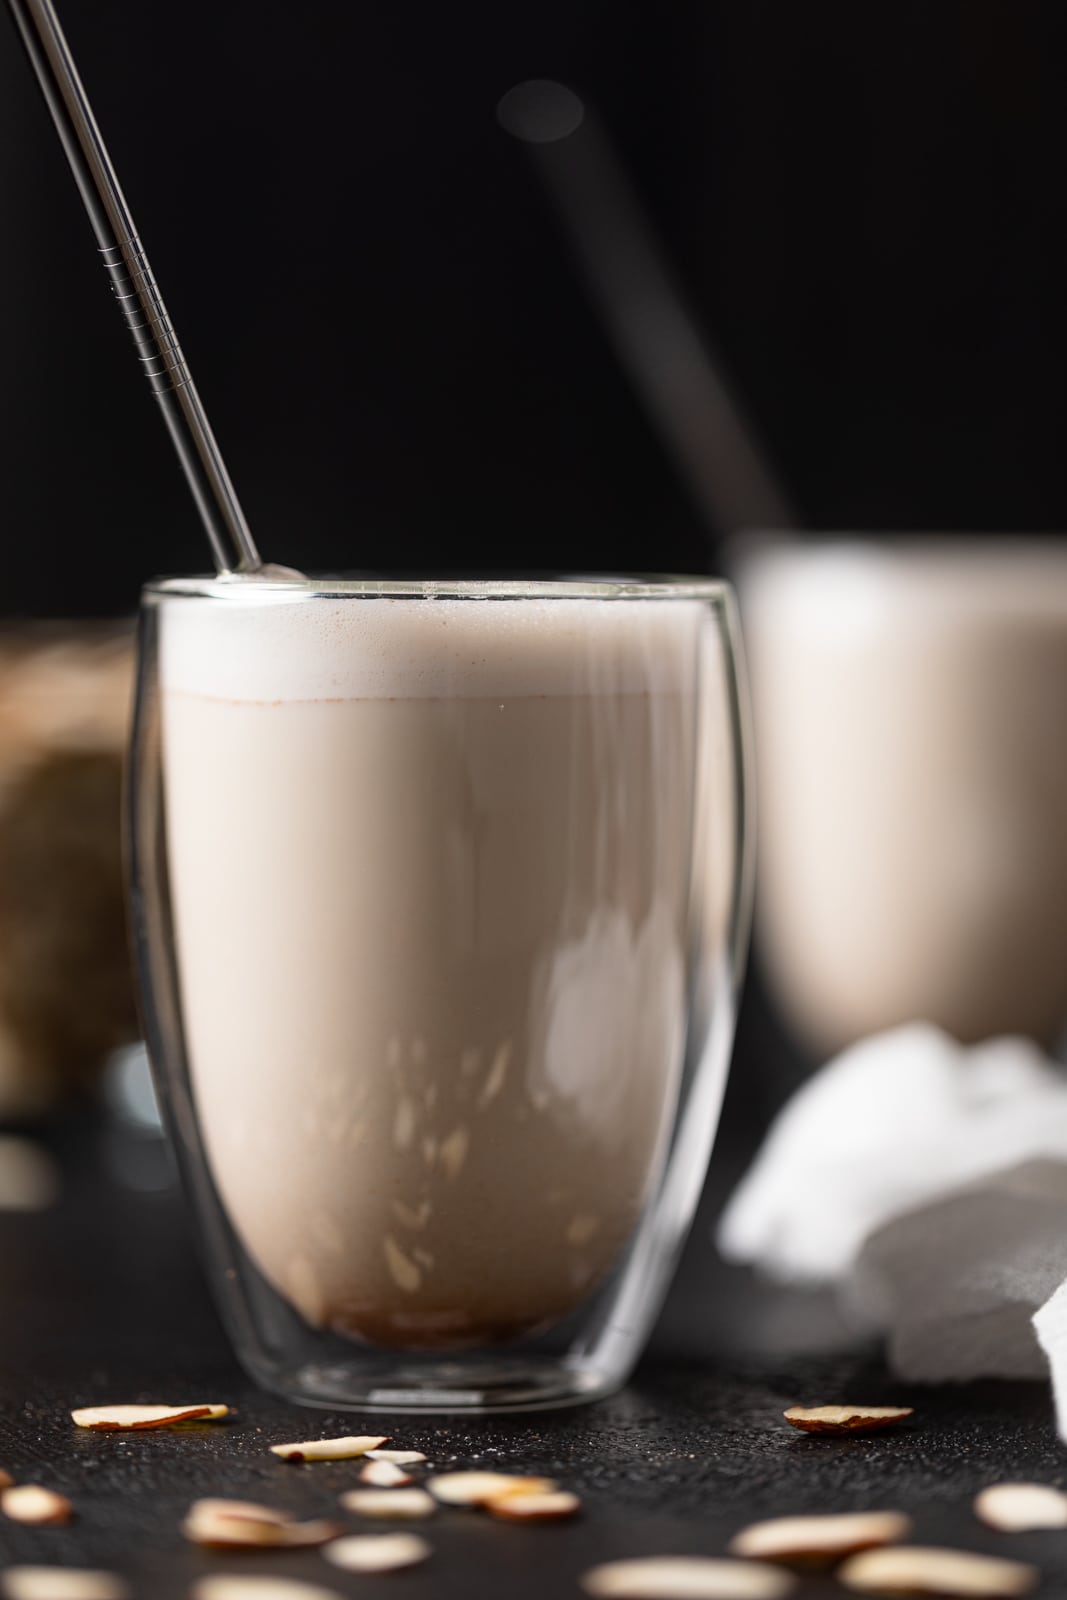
[160, 593, 705, 1348]
[743, 541, 1067, 1051]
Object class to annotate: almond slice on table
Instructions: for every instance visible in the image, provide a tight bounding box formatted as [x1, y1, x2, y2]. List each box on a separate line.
[783, 1406, 914, 1435]
[1, 1571, 129, 1600]
[839, 1546, 1038, 1597]
[1, 1485, 74, 1525]
[191, 1582, 344, 1600]
[70, 1404, 228, 1431]
[359, 1459, 414, 1488]
[365, 1449, 427, 1465]
[486, 1490, 582, 1523]
[728, 1511, 911, 1564]
[184, 1519, 342, 1551]
[182, 1501, 342, 1549]
[250, 1522, 345, 1551]
[183, 1517, 293, 1550]
[427, 1471, 556, 1506]
[340, 1488, 437, 1519]
[975, 1483, 1067, 1532]
[185, 1499, 294, 1529]
[184, 1520, 343, 1551]
[324, 1533, 432, 1573]
[269, 1435, 387, 1463]
[581, 1556, 795, 1599]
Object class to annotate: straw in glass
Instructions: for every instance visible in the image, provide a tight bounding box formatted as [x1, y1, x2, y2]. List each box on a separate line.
[497, 79, 796, 540]
[6, 0, 261, 574]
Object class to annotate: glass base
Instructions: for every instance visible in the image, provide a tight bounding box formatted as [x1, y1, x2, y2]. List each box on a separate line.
[249, 1354, 619, 1414]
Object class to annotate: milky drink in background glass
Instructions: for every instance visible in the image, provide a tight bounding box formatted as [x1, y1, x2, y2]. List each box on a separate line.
[132, 577, 749, 1409]
[740, 540, 1067, 1055]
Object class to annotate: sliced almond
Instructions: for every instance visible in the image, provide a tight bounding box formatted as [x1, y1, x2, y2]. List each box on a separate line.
[255, 1522, 345, 1551]
[269, 1434, 387, 1462]
[1, 1486, 74, 1525]
[729, 1511, 911, 1564]
[839, 1546, 1037, 1597]
[0, 1470, 13, 1489]
[182, 1504, 342, 1549]
[341, 1488, 436, 1520]
[581, 1556, 795, 1598]
[324, 1533, 432, 1573]
[783, 1406, 914, 1435]
[186, 1498, 294, 1527]
[359, 1459, 414, 1488]
[183, 1516, 291, 1550]
[365, 1449, 427, 1465]
[70, 1404, 228, 1430]
[975, 1483, 1067, 1532]
[427, 1471, 556, 1506]
[486, 1489, 582, 1523]
[191, 1582, 344, 1600]
[1, 1572, 129, 1600]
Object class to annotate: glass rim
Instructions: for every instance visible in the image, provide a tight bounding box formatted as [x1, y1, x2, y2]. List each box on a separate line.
[142, 572, 729, 605]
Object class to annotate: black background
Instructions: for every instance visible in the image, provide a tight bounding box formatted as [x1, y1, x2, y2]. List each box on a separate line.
[3, 0, 1067, 615]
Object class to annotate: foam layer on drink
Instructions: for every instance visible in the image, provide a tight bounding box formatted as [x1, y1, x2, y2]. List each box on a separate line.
[159, 593, 704, 702]
[746, 541, 1067, 634]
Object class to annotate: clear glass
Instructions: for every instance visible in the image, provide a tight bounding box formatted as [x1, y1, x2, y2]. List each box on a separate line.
[739, 538, 1067, 1054]
[128, 575, 752, 1413]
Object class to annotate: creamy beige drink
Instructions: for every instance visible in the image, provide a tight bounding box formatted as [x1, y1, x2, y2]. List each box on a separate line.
[742, 541, 1067, 1052]
[160, 595, 702, 1349]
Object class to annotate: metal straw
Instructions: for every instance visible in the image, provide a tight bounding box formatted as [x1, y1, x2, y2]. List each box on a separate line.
[497, 80, 796, 538]
[6, 0, 261, 574]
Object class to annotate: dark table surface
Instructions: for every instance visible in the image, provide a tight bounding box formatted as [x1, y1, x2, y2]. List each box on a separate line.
[2, 1089, 1066, 1600]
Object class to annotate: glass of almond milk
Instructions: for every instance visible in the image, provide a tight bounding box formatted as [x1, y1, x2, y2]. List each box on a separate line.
[740, 538, 1067, 1056]
[129, 575, 750, 1411]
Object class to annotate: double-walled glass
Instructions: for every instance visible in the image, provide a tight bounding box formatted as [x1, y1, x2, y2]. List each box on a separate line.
[129, 576, 751, 1412]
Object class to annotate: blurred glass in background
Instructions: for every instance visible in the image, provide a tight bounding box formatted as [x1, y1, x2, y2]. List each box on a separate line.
[739, 539, 1067, 1058]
